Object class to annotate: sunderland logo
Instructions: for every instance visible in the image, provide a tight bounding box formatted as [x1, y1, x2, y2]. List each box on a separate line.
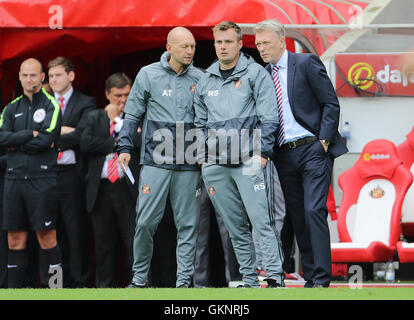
[347, 62, 375, 90]
[370, 186, 385, 199]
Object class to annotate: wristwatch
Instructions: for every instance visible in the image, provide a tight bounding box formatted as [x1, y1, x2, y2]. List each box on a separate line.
[322, 140, 331, 147]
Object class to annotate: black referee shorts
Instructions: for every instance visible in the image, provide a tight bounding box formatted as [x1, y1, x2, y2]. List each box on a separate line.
[2, 178, 58, 231]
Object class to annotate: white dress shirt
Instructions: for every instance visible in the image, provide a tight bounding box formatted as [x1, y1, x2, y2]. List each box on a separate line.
[55, 87, 76, 165]
[271, 50, 314, 143]
[54, 87, 73, 115]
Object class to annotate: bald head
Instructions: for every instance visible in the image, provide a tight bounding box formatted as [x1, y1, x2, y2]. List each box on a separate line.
[166, 27, 196, 74]
[19, 58, 45, 95]
[167, 27, 195, 45]
[20, 58, 43, 74]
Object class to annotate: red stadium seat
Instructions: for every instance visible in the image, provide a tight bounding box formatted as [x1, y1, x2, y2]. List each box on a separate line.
[331, 140, 413, 263]
[396, 127, 414, 236]
[327, 184, 338, 221]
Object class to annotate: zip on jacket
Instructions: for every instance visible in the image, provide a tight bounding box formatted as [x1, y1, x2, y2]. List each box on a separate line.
[118, 51, 203, 171]
[0, 88, 62, 179]
[193, 52, 279, 165]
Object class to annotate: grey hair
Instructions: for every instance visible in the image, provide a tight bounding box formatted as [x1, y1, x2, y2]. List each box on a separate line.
[254, 19, 285, 39]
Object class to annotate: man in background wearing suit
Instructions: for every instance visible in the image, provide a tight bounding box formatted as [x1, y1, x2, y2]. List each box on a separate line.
[81, 73, 140, 288]
[254, 19, 348, 288]
[48, 57, 95, 287]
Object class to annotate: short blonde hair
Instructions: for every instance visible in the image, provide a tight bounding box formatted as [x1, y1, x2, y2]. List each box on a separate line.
[254, 19, 285, 39]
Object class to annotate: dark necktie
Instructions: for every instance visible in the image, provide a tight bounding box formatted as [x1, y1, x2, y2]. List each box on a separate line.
[57, 96, 65, 160]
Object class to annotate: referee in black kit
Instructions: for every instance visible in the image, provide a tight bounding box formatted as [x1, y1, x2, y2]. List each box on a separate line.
[0, 58, 62, 288]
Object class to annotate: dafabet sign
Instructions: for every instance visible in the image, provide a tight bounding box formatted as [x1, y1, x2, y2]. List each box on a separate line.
[335, 53, 414, 97]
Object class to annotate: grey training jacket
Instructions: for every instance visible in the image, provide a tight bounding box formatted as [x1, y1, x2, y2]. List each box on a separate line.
[193, 52, 279, 165]
[118, 51, 203, 170]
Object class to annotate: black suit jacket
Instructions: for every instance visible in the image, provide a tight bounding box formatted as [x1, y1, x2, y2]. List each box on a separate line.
[266, 51, 348, 158]
[80, 109, 141, 212]
[55, 90, 96, 176]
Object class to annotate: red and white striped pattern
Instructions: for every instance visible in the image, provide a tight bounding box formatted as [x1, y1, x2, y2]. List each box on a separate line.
[272, 66, 285, 146]
[107, 153, 119, 183]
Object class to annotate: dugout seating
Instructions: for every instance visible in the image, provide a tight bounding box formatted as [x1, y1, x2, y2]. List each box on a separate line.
[397, 242, 414, 263]
[331, 139, 413, 263]
[395, 127, 414, 262]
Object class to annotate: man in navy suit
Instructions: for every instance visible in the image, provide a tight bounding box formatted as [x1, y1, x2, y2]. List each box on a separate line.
[254, 19, 348, 288]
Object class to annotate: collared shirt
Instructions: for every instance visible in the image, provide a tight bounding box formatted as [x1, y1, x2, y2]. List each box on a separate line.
[100, 153, 125, 180]
[113, 112, 124, 133]
[55, 87, 76, 165]
[54, 87, 73, 115]
[271, 50, 314, 143]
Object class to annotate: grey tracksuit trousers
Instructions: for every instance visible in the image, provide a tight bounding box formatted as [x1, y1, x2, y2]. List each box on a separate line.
[201, 158, 284, 287]
[132, 165, 200, 287]
[253, 161, 286, 270]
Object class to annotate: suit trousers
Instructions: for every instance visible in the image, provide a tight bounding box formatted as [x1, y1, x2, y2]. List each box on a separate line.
[56, 165, 91, 287]
[272, 140, 333, 286]
[91, 178, 136, 288]
[132, 166, 200, 287]
[280, 213, 296, 273]
[193, 181, 241, 287]
[150, 198, 177, 287]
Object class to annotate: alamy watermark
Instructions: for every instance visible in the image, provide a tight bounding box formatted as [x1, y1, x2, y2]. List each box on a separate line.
[49, 5, 63, 29]
[348, 4, 364, 30]
[48, 264, 63, 289]
[347, 265, 363, 289]
[149, 123, 263, 169]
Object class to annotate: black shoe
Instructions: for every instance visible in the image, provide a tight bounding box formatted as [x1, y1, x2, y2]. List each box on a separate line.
[265, 278, 284, 288]
[236, 284, 256, 288]
[126, 281, 146, 288]
[176, 285, 188, 288]
[304, 280, 314, 288]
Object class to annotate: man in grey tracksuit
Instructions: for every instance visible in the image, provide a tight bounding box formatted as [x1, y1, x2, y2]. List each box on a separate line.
[194, 21, 284, 288]
[118, 27, 203, 288]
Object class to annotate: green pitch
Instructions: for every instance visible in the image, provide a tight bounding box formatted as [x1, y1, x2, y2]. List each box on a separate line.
[0, 287, 413, 300]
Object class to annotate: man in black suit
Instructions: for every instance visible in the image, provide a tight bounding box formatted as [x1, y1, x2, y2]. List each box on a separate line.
[254, 19, 348, 288]
[48, 57, 95, 287]
[80, 73, 140, 287]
